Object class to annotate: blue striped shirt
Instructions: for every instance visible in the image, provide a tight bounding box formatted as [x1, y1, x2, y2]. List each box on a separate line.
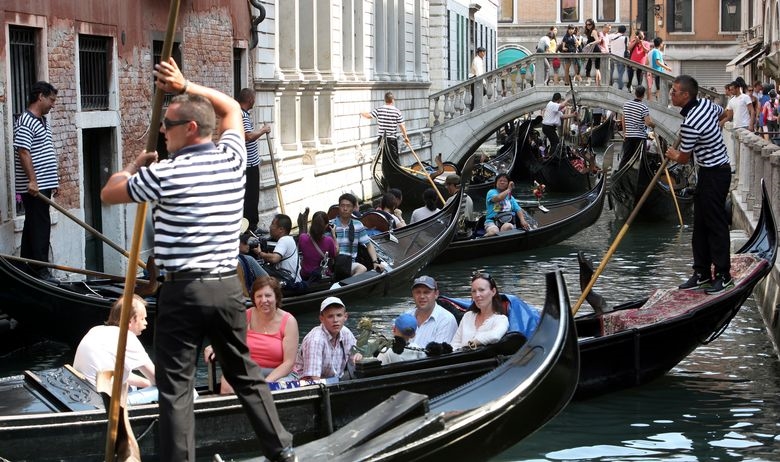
[371, 105, 404, 138]
[242, 109, 261, 168]
[622, 99, 650, 139]
[679, 98, 729, 168]
[126, 130, 246, 273]
[13, 110, 59, 193]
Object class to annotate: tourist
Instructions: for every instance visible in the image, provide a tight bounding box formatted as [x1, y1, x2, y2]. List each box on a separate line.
[100, 57, 294, 461]
[330, 193, 382, 276]
[204, 276, 300, 392]
[450, 272, 509, 350]
[484, 173, 530, 237]
[405, 275, 458, 346]
[665, 75, 733, 295]
[293, 296, 361, 381]
[377, 313, 427, 365]
[257, 214, 302, 288]
[410, 188, 440, 223]
[298, 211, 337, 283]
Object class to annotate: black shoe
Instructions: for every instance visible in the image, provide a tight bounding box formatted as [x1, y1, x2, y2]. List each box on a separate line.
[269, 447, 297, 462]
[705, 274, 734, 295]
[678, 272, 712, 290]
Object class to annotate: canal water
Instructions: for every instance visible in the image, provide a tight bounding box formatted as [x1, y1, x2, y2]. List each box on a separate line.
[2, 199, 779, 461]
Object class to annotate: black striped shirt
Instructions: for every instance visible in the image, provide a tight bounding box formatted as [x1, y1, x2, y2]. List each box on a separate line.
[371, 105, 404, 138]
[622, 99, 650, 139]
[126, 130, 245, 273]
[13, 110, 59, 193]
[242, 109, 261, 168]
[679, 98, 729, 168]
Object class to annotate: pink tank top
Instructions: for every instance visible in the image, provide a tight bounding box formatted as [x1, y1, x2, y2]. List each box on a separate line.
[246, 310, 289, 368]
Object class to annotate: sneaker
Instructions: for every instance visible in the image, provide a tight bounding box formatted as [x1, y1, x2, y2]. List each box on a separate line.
[678, 272, 713, 290]
[705, 274, 734, 295]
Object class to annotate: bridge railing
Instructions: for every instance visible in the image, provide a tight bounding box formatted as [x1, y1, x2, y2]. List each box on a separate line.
[429, 53, 726, 128]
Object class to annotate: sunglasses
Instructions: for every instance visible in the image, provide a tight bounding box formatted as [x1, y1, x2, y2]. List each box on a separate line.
[161, 118, 192, 129]
[471, 270, 494, 283]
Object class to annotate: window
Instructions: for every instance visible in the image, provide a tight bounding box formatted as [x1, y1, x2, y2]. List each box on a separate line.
[560, 0, 580, 23]
[597, 0, 616, 22]
[499, 0, 513, 23]
[152, 40, 182, 104]
[9, 26, 38, 119]
[721, 0, 740, 32]
[233, 48, 243, 99]
[668, 0, 693, 32]
[79, 35, 111, 110]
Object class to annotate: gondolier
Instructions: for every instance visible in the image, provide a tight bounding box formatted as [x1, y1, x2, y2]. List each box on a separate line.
[620, 86, 655, 169]
[541, 92, 577, 156]
[360, 92, 410, 162]
[665, 75, 733, 295]
[100, 58, 295, 462]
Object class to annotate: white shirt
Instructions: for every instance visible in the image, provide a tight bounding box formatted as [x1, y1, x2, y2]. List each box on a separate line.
[445, 194, 476, 221]
[609, 33, 627, 57]
[406, 304, 459, 347]
[470, 54, 485, 78]
[410, 206, 440, 224]
[273, 235, 302, 283]
[73, 325, 152, 386]
[542, 100, 564, 126]
[450, 311, 509, 350]
[377, 342, 427, 365]
[727, 93, 752, 129]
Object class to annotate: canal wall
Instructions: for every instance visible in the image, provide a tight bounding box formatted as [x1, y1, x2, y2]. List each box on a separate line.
[726, 126, 780, 358]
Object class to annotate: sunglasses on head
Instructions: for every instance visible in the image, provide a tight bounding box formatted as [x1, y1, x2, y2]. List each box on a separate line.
[471, 270, 494, 283]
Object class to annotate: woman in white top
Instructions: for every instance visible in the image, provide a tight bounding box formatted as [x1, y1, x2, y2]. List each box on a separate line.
[450, 272, 509, 350]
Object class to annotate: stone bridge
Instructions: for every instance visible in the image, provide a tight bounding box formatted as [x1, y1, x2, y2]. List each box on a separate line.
[427, 54, 723, 163]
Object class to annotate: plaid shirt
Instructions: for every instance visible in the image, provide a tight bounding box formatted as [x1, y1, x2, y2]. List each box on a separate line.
[293, 325, 356, 379]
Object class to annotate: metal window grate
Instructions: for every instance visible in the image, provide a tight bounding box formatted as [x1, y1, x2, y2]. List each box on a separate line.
[79, 35, 110, 110]
[9, 26, 37, 118]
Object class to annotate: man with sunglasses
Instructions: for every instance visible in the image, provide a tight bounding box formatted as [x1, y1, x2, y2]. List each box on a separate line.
[101, 58, 295, 462]
[665, 75, 733, 296]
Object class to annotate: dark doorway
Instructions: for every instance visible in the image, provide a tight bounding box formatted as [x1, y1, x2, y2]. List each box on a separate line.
[82, 127, 114, 272]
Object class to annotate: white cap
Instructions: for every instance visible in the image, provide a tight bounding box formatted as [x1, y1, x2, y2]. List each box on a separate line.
[320, 296, 345, 312]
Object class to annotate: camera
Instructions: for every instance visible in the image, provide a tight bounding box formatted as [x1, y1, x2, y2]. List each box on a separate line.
[246, 237, 260, 251]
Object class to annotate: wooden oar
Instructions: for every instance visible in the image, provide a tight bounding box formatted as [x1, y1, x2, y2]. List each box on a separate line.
[265, 131, 286, 214]
[572, 156, 670, 315]
[664, 168, 684, 227]
[405, 142, 447, 205]
[0, 253, 148, 283]
[104, 1, 181, 459]
[35, 193, 146, 270]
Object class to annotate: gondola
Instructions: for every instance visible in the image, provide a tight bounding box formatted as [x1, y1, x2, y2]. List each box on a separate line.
[431, 172, 606, 264]
[0, 189, 464, 347]
[609, 135, 696, 222]
[372, 118, 533, 210]
[586, 109, 614, 148]
[574, 180, 776, 399]
[513, 110, 601, 194]
[0, 271, 578, 461]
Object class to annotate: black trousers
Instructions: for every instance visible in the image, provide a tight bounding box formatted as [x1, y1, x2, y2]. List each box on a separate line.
[692, 166, 731, 278]
[156, 274, 292, 461]
[542, 124, 560, 156]
[244, 165, 260, 231]
[626, 66, 644, 89]
[21, 189, 53, 273]
[379, 136, 399, 162]
[620, 137, 645, 170]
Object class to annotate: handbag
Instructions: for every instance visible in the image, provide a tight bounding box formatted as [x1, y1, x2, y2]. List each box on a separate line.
[307, 238, 332, 282]
[623, 37, 630, 59]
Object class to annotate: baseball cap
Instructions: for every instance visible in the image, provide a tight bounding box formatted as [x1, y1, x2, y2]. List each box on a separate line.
[394, 313, 417, 337]
[412, 275, 437, 290]
[320, 296, 345, 312]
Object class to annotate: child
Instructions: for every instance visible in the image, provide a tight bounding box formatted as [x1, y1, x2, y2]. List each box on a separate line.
[377, 313, 427, 365]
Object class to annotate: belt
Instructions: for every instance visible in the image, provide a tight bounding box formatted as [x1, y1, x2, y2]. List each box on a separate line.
[700, 163, 731, 171]
[162, 270, 236, 282]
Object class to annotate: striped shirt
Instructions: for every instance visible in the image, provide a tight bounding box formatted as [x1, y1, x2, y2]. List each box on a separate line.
[13, 110, 59, 193]
[371, 105, 404, 138]
[242, 109, 261, 168]
[330, 218, 371, 259]
[622, 99, 651, 139]
[126, 130, 246, 273]
[679, 98, 729, 168]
